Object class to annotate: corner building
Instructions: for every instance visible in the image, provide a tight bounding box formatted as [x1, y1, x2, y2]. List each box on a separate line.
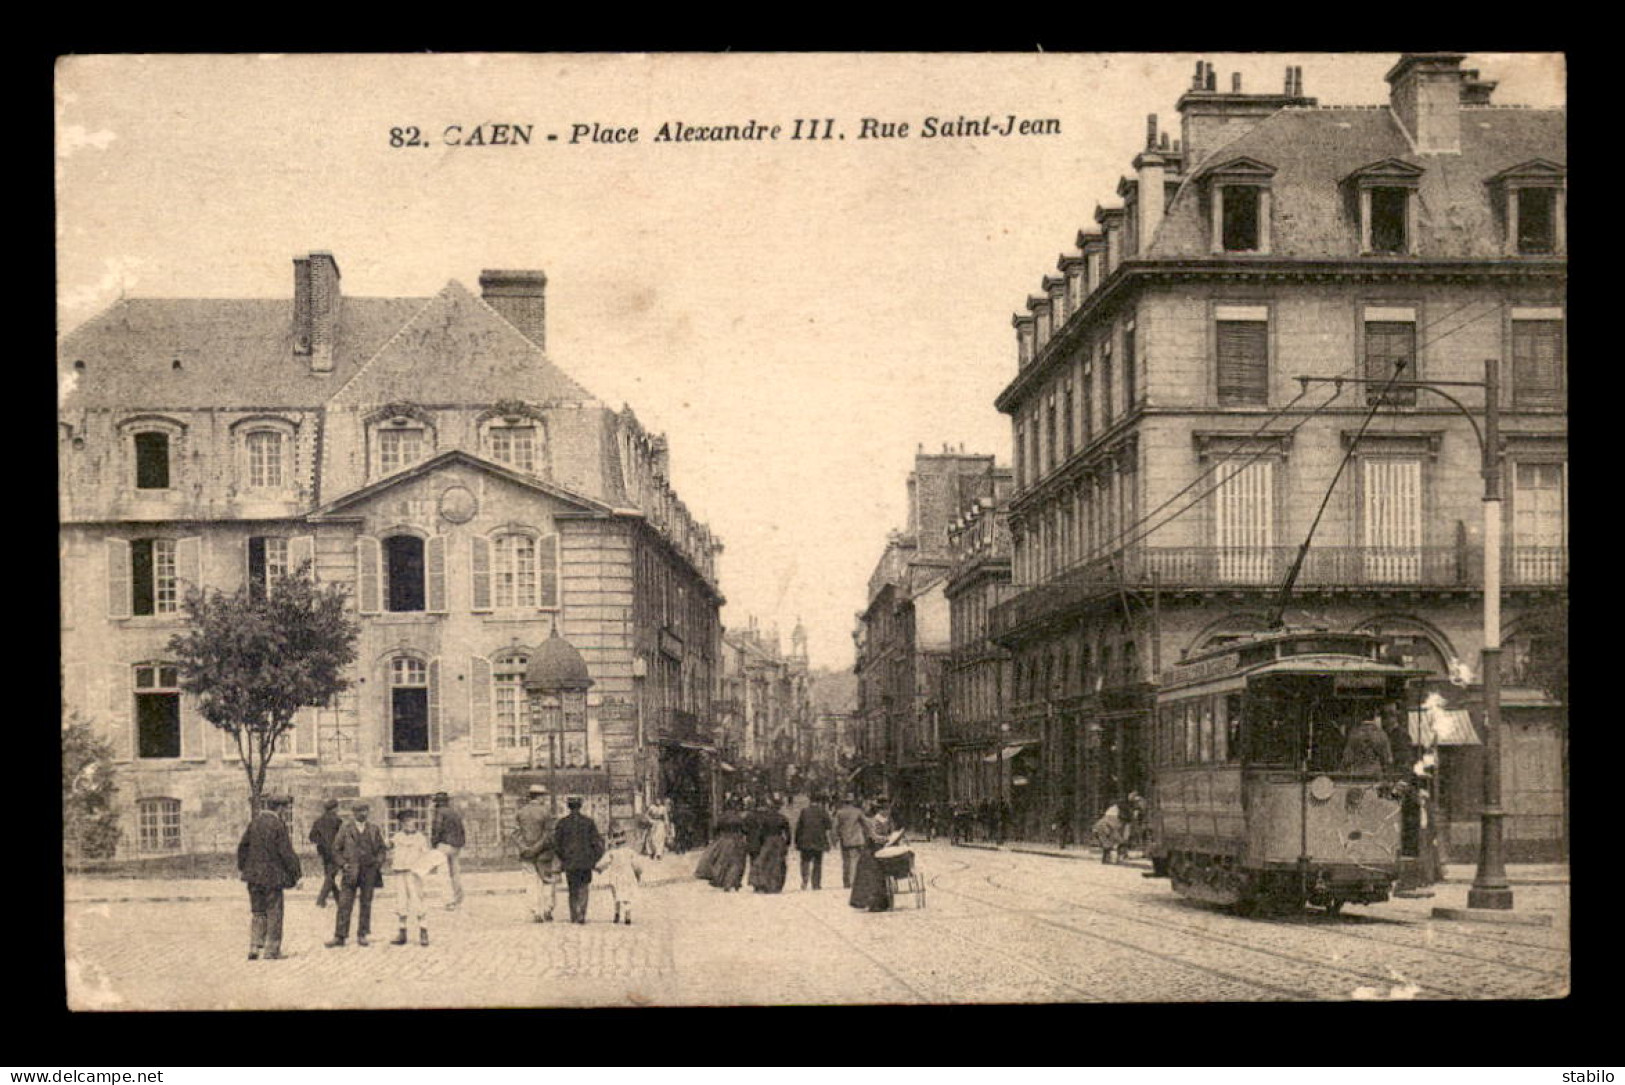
[59, 255, 724, 859]
[989, 55, 1566, 859]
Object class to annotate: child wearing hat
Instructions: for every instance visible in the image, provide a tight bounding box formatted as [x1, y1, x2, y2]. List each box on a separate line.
[594, 824, 645, 925]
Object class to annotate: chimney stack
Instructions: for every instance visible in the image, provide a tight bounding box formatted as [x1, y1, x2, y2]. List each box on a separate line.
[1386, 52, 1467, 154]
[293, 252, 341, 373]
[1145, 113, 1158, 149]
[479, 269, 548, 350]
[1133, 115, 1169, 252]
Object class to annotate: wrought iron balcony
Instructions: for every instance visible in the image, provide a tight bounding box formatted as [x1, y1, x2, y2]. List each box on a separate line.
[991, 544, 1566, 639]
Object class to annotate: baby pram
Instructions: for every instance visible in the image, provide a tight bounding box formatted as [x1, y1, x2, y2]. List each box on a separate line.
[875, 833, 925, 909]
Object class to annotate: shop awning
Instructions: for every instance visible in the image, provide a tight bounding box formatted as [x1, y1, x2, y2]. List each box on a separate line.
[1410, 708, 1481, 746]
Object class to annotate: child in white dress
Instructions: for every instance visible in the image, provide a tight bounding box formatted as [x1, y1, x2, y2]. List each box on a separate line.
[594, 828, 645, 925]
[389, 813, 440, 946]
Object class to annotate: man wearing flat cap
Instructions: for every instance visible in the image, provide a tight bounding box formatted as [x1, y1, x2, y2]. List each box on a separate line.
[328, 801, 387, 947]
[553, 796, 605, 924]
[237, 794, 301, 960]
[430, 792, 466, 910]
[308, 798, 343, 908]
[514, 784, 561, 922]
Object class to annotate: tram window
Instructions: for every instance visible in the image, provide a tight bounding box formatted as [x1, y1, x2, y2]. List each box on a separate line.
[1213, 696, 1228, 763]
[1184, 702, 1199, 763]
[1224, 693, 1244, 761]
[1199, 701, 1215, 762]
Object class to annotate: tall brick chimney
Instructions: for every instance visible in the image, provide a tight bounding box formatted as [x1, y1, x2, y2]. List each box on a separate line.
[479, 269, 548, 350]
[1386, 52, 1467, 154]
[1133, 114, 1169, 252]
[293, 252, 341, 373]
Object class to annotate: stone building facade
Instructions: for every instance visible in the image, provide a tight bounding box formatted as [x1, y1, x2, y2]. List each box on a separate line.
[989, 54, 1566, 858]
[943, 467, 1015, 809]
[59, 254, 724, 859]
[718, 618, 811, 792]
[854, 449, 1004, 819]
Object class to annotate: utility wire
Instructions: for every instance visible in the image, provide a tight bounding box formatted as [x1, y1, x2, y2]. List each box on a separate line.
[1093, 299, 1507, 559]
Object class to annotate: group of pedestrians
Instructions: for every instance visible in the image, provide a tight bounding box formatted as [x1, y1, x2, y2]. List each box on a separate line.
[695, 794, 906, 913]
[236, 790, 466, 960]
[948, 799, 1015, 845]
[513, 785, 642, 925]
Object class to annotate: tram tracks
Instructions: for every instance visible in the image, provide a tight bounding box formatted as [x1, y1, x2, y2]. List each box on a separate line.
[954, 859, 1566, 1000]
[978, 863, 1568, 982]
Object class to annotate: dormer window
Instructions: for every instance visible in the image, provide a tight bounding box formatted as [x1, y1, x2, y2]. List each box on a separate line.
[1345, 159, 1423, 256]
[1490, 160, 1565, 257]
[379, 427, 425, 475]
[1221, 185, 1262, 251]
[1368, 188, 1410, 253]
[1517, 188, 1557, 254]
[1202, 158, 1275, 255]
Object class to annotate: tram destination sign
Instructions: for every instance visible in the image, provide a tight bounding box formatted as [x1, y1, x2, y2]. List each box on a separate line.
[1166, 651, 1241, 685]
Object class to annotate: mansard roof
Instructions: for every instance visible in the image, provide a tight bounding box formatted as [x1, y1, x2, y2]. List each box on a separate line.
[1146, 105, 1565, 259]
[307, 448, 615, 520]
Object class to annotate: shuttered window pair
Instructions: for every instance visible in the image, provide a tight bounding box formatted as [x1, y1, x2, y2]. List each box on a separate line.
[246, 535, 314, 599]
[1216, 319, 1268, 406]
[355, 535, 446, 614]
[465, 651, 530, 755]
[470, 533, 560, 612]
[106, 536, 201, 619]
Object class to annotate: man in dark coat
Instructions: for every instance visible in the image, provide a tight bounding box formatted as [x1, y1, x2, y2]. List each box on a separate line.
[308, 798, 342, 908]
[238, 794, 302, 960]
[1340, 716, 1396, 775]
[431, 791, 467, 910]
[793, 793, 834, 890]
[553, 796, 605, 924]
[834, 796, 866, 888]
[327, 801, 388, 947]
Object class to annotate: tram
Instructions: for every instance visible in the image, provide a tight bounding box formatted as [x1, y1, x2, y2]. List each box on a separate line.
[1146, 629, 1427, 915]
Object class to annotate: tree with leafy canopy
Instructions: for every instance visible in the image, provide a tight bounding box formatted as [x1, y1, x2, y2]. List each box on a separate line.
[63, 711, 121, 860]
[167, 565, 358, 804]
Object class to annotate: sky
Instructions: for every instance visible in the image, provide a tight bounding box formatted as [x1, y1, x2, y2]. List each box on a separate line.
[55, 52, 1564, 670]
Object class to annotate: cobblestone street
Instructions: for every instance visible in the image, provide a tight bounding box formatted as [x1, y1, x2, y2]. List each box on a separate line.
[65, 843, 1570, 1009]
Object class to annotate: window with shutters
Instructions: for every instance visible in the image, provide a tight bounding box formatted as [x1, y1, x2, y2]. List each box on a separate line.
[390, 656, 431, 753]
[1215, 314, 1269, 406]
[134, 663, 182, 759]
[494, 533, 538, 609]
[384, 535, 425, 612]
[1213, 459, 1275, 583]
[1512, 318, 1563, 407]
[493, 651, 532, 751]
[1100, 339, 1115, 425]
[1045, 400, 1057, 473]
[1512, 461, 1566, 584]
[247, 536, 288, 601]
[132, 538, 178, 616]
[137, 797, 182, 853]
[1364, 316, 1418, 405]
[1062, 382, 1074, 458]
[1361, 458, 1423, 583]
[1081, 364, 1094, 446]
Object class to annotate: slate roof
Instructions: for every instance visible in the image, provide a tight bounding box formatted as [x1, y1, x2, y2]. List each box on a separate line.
[58, 279, 594, 411]
[328, 281, 591, 406]
[58, 297, 424, 410]
[1146, 106, 1566, 260]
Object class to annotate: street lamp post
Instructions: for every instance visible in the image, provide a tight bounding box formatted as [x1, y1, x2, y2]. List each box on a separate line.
[1294, 358, 1513, 909]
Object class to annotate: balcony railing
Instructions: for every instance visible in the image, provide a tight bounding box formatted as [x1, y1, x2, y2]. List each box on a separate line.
[991, 544, 1566, 639]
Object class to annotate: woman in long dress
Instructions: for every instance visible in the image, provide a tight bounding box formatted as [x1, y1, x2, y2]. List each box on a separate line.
[707, 800, 749, 891]
[847, 806, 890, 912]
[749, 804, 791, 893]
[645, 800, 670, 860]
